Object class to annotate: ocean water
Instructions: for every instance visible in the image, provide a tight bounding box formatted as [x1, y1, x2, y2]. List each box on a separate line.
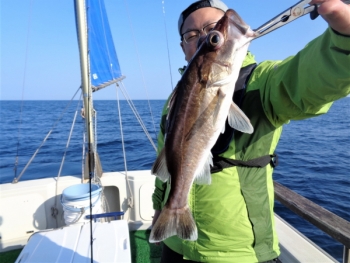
[0, 98, 349, 262]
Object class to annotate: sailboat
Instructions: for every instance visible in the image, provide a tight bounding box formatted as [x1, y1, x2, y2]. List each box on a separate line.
[0, 0, 349, 262]
[1, 0, 156, 262]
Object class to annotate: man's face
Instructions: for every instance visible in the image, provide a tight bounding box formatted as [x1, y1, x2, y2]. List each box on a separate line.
[180, 7, 225, 62]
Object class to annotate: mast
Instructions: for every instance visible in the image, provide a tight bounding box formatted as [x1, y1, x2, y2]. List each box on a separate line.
[75, 1, 95, 262]
[75, 0, 96, 182]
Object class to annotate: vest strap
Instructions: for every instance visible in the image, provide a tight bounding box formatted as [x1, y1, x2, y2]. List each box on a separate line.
[211, 154, 278, 174]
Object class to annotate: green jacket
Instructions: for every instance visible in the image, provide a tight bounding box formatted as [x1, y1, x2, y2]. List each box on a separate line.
[152, 28, 350, 263]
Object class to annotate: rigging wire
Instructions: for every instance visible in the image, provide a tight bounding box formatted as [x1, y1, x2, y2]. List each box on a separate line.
[52, 94, 82, 227]
[57, 97, 82, 179]
[12, 87, 81, 183]
[122, 0, 158, 141]
[119, 81, 157, 152]
[14, 0, 34, 180]
[115, 84, 134, 209]
[161, 0, 174, 91]
[53, 95, 81, 226]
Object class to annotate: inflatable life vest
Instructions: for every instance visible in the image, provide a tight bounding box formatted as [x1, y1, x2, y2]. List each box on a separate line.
[210, 63, 278, 173]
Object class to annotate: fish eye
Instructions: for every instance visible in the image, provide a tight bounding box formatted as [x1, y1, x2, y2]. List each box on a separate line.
[210, 35, 220, 45]
[206, 31, 223, 49]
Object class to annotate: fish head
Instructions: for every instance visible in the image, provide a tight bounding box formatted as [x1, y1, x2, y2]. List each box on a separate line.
[194, 9, 256, 88]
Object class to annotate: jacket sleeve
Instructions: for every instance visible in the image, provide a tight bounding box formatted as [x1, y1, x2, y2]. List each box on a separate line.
[152, 100, 169, 211]
[247, 27, 350, 127]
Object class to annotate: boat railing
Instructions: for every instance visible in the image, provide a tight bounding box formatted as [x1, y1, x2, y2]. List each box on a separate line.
[274, 181, 350, 263]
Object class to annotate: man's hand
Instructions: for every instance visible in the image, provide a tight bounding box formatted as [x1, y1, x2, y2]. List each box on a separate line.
[310, 0, 350, 35]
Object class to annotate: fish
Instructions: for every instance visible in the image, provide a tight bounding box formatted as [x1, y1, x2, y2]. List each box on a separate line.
[149, 9, 256, 243]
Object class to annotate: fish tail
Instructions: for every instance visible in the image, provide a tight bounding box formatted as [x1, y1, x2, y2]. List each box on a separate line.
[149, 205, 197, 243]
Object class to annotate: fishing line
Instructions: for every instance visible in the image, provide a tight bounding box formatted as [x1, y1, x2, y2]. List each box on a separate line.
[14, 0, 34, 181]
[122, 0, 158, 141]
[161, 0, 175, 91]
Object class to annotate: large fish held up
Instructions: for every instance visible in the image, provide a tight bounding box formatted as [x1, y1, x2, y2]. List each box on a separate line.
[149, 9, 256, 243]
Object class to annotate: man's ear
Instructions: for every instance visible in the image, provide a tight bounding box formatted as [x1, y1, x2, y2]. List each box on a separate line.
[180, 41, 189, 62]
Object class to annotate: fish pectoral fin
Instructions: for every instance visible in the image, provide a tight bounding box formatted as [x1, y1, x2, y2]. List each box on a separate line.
[193, 152, 213, 185]
[228, 102, 254, 134]
[213, 89, 226, 126]
[151, 149, 170, 182]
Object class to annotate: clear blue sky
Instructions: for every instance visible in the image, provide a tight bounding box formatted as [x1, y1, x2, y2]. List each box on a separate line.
[1, 0, 328, 100]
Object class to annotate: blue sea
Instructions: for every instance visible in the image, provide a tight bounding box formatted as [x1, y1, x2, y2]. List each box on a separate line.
[0, 99, 349, 262]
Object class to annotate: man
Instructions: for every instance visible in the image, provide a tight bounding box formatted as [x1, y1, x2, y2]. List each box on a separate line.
[152, 0, 350, 262]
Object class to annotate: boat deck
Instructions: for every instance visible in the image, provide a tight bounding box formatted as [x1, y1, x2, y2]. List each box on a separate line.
[14, 221, 131, 263]
[3, 216, 338, 263]
[0, 172, 342, 263]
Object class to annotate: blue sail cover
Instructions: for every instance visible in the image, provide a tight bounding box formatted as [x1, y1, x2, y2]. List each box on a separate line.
[86, 0, 122, 88]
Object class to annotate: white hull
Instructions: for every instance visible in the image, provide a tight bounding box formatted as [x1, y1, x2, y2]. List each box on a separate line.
[0, 170, 338, 262]
[0, 171, 155, 252]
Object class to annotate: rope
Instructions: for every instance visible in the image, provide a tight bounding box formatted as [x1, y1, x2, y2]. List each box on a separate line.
[82, 124, 86, 181]
[14, 0, 34, 180]
[81, 86, 100, 182]
[93, 176, 110, 222]
[12, 87, 81, 183]
[119, 82, 157, 152]
[94, 108, 98, 180]
[115, 86, 134, 209]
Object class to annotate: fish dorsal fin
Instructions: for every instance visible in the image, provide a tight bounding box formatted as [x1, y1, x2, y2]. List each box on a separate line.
[165, 85, 179, 134]
[193, 152, 213, 185]
[167, 86, 178, 121]
[228, 102, 254, 134]
[151, 149, 170, 182]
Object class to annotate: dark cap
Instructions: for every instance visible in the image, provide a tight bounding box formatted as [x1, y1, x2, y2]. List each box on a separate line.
[178, 0, 228, 35]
